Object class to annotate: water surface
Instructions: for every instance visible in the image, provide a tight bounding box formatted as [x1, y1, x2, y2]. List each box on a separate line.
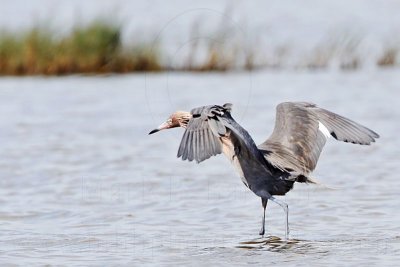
[0, 70, 399, 265]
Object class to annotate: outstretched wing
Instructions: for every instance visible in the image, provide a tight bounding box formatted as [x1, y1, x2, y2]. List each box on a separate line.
[258, 102, 379, 175]
[177, 103, 232, 163]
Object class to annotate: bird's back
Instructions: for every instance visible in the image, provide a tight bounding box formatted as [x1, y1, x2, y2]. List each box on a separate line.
[220, 113, 296, 195]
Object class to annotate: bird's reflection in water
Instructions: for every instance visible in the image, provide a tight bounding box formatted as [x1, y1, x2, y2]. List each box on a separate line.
[237, 236, 319, 254]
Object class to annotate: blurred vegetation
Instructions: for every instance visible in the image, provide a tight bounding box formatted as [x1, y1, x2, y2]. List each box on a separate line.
[0, 21, 161, 75]
[377, 48, 398, 67]
[300, 34, 363, 70]
[0, 19, 399, 75]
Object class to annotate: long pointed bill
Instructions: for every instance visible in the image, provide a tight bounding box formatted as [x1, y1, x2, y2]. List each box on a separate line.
[148, 128, 160, 135]
[148, 121, 170, 135]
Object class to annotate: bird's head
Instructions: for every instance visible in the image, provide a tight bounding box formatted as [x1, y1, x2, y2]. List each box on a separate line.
[148, 111, 191, 135]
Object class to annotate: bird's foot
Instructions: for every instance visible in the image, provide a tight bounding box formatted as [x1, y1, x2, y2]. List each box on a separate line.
[259, 227, 265, 236]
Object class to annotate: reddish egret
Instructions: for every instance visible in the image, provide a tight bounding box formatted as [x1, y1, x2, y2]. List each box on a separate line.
[149, 102, 379, 238]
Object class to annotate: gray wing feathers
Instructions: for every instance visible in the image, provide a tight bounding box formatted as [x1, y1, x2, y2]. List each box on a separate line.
[259, 102, 323, 174]
[177, 119, 222, 163]
[261, 142, 309, 174]
[259, 102, 379, 174]
[316, 108, 379, 144]
[177, 104, 231, 163]
[209, 117, 226, 136]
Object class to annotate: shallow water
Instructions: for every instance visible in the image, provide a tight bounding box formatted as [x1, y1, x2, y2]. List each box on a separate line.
[0, 70, 399, 265]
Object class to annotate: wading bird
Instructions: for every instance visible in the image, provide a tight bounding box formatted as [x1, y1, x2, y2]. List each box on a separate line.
[149, 102, 379, 238]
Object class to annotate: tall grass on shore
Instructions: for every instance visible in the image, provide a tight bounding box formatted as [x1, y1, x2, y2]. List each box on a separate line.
[0, 21, 161, 75]
[299, 33, 363, 70]
[377, 47, 398, 67]
[0, 20, 399, 75]
[0, 21, 256, 75]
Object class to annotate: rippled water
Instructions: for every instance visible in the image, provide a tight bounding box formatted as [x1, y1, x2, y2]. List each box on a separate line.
[0, 70, 399, 265]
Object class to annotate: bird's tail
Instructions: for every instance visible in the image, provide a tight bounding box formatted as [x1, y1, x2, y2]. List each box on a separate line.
[305, 176, 339, 190]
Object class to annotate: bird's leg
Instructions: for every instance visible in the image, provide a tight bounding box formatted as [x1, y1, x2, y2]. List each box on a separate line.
[269, 196, 289, 240]
[259, 198, 268, 236]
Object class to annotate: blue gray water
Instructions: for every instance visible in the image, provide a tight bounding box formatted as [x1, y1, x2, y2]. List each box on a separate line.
[0, 70, 399, 265]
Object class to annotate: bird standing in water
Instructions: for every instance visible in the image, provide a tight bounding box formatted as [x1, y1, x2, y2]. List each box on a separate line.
[149, 102, 379, 238]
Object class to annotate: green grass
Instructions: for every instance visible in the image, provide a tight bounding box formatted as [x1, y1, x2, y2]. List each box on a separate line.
[0, 21, 161, 75]
[0, 19, 399, 75]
